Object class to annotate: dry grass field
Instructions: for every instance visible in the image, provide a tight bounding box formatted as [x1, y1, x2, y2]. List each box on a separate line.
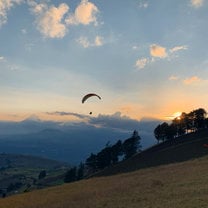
[1, 155, 208, 208]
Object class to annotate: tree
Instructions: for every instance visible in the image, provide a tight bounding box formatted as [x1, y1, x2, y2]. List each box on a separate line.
[154, 124, 162, 143]
[38, 170, 46, 180]
[166, 123, 177, 140]
[85, 153, 97, 172]
[111, 140, 123, 164]
[64, 167, 77, 183]
[192, 108, 207, 129]
[77, 162, 85, 180]
[154, 108, 208, 143]
[122, 130, 141, 159]
[96, 146, 112, 169]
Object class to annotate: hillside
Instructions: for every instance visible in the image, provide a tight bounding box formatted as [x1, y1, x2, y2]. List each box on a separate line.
[94, 129, 208, 177]
[0, 154, 69, 196]
[0, 153, 67, 169]
[0, 154, 208, 207]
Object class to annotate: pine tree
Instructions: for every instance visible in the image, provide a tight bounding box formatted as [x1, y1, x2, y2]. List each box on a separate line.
[122, 130, 141, 159]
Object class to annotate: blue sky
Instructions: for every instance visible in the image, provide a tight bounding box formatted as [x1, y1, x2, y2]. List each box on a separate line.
[0, 0, 208, 122]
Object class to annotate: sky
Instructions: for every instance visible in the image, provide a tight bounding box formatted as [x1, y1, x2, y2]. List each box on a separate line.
[0, 0, 208, 123]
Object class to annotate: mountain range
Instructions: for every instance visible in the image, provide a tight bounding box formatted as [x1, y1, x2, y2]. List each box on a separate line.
[0, 115, 161, 164]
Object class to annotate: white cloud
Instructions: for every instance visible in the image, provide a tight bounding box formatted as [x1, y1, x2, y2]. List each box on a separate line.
[132, 45, 139, 50]
[28, 1, 47, 15]
[135, 58, 149, 69]
[74, 0, 99, 25]
[0, 56, 5, 61]
[77, 36, 90, 48]
[135, 43, 188, 69]
[65, 0, 99, 26]
[169, 45, 188, 53]
[28, 0, 100, 38]
[94, 36, 103, 46]
[139, 1, 148, 8]
[183, 76, 201, 85]
[169, 75, 179, 81]
[21, 28, 27, 34]
[30, 2, 69, 38]
[77, 35, 104, 48]
[0, 0, 23, 27]
[190, 0, 204, 8]
[150, 44, 167, 58]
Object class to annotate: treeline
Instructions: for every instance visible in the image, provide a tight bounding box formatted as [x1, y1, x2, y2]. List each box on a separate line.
[154, 108, 208, 143]
[64, 130, 142, 183]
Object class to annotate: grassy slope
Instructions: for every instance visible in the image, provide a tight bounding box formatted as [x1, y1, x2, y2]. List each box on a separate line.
[94, 129, 208, 177]
[0, 155, 208, 208]
[1, 130, 208, 207]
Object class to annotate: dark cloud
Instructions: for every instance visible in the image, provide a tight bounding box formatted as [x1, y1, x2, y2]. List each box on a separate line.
[46, 111, 162, 135]
[88, 112, 140, 131]
[46, 111, 89, 120]
[45, 111, 163, 147]
[46, 111, 140, 131]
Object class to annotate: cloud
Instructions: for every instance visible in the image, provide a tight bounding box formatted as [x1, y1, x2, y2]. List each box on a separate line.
[135, 43, 188, 70]
[169, 75, 179, 81]
[21, 28, 27, 34]
[0, 0, 23, 27]
[29, 1, 69, 38]
[65, 0, 99, 26]
[183, 76, 201, 85]
[150, 44, 167, 58]
[0, 56, 5, 61]
[190, 0, 204, 8]
[77, 35, 104, 48]
[169, 45, 188, 53]
[132, 45, 139, 50]
[46, 111, 89, 120]
[135, 58, 149, 69]
[28, 1, 47, 15]
[94, 36, 103, 46]
[89, 112, 140, 131]
[74, 0, 99, 25]
[77, 36, 90, 48]
[47, 111, 140, 131]
[138, 1, 148, 8]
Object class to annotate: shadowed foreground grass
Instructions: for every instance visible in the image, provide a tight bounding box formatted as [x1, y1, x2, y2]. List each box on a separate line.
[1, 156, 208, 208]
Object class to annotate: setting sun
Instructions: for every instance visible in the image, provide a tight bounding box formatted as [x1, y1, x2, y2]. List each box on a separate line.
[173, 112, 182, 119]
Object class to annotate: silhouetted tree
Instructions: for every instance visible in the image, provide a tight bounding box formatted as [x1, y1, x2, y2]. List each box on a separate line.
[154, 124, 162, 143]
[85, 153, 97, 172]
[154, 108, 208, 142]
[205, 118, 208, 128]
[111, 140, 123, 164]
[64, 167, 77, 183]
[96, 146, 112, 169]
[192, 108, 207, 129]
[166, 123, 177, 140]
[38, 170, 46, 180]
[77, 162, 85, 180]
[122, 130, 141, 159]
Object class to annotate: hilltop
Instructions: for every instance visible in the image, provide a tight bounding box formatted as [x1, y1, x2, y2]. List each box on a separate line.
[93, 129, 208, 176]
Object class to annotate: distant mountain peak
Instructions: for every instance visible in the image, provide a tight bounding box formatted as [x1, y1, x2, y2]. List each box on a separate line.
[23, 114, 42, 122]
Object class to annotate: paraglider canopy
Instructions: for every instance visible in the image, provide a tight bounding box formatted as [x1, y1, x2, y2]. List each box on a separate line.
[82, 93, 101, 104]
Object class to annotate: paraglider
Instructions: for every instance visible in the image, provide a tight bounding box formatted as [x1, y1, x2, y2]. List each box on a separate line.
[81, 93, 101, 103]
[82, 93, 101, 115]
